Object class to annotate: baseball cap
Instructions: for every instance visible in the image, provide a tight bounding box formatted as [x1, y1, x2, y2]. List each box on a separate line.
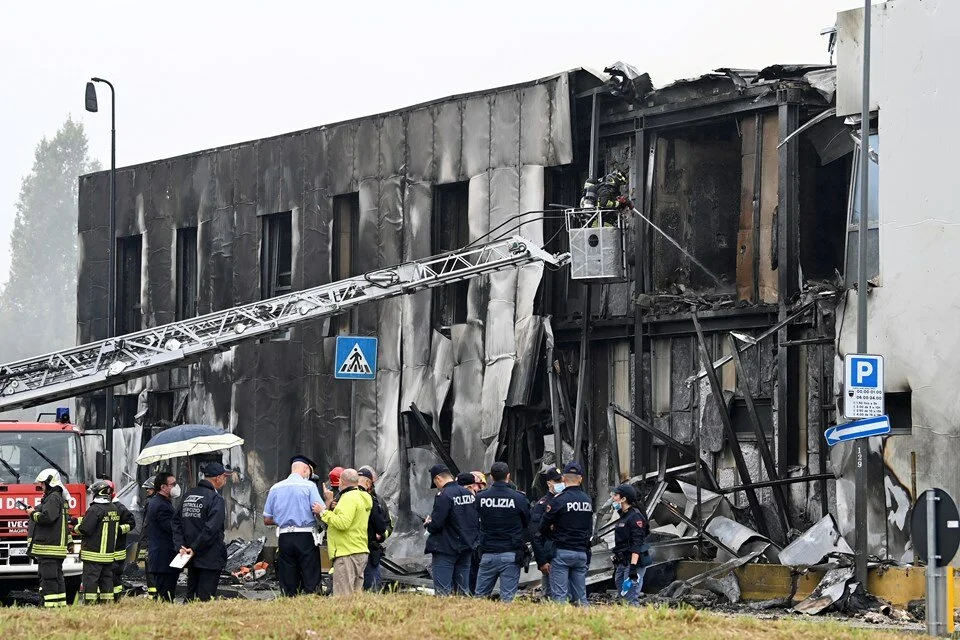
[456, 472, 475, 486]
[428, 463, 450, 488]
[202, 462, 228, 477]
[490, 461, 509, 476]
[291, 455, 317, 472]
[329, 466, 344, 487]
[562, 461, 584, 476]
[542, 467, 562, 483]
[358, 468, 375, 481]
[612, 484, 638, 504]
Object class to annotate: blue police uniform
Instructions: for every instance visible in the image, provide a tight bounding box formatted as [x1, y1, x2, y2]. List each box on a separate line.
[540, 466, 593, 605]
[529, 492, 555, 596]
[425, 471, 479, 596]
[263, 471, 323, 596]
[474, 480, 530, 602]
[612, 506, 649, 605]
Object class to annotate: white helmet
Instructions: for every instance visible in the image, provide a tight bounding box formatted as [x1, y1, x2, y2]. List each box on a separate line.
[35, 468, 63, 488]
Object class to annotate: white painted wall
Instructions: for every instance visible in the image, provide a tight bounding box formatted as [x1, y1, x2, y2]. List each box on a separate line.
[835, 0, 960, 560]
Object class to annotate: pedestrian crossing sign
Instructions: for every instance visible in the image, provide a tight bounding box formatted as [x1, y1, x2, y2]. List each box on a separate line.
[335, 336, 378, 380]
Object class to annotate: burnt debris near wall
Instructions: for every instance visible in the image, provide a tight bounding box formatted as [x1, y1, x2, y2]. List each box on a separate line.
[75, 62, 872, 578]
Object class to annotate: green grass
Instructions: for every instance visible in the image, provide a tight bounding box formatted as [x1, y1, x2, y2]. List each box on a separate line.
[0, 593, 914, 640]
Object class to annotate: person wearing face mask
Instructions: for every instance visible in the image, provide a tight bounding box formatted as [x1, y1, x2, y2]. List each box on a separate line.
[539, 462, 593, 605]
[263, 455, 325, 596]
[145, 471, 181, 602]
[172, 462, 232, 601]
[610, 484, 650, 605]
[528, 467, 562, 599]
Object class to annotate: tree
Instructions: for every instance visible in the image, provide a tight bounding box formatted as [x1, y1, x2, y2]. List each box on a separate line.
[0, 118, 98, 368]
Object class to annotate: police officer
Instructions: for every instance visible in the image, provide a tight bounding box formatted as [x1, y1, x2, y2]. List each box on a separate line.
[457, 471, 483, 593]
[473, 462, 530, 603]
[610, 484, 649, 606]
[529, 466, 562, 599]
[424, 464, 478, 596]
[263, 455, 324, 596]
[105, 479, 136, 600]
[26, 469, 69, 608]
[145, 471, 181, 602]
[540, 461, 593, 605]
[77, 480, 121, 604]
[172, 462, 230, 601]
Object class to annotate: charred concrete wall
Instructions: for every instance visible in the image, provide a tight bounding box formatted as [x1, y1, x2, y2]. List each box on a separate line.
[77, 73, 578, 541]
[835, 0, 960, 563]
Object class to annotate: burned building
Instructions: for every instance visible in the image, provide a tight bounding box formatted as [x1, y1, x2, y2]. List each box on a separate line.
[76, 63, 860, 555]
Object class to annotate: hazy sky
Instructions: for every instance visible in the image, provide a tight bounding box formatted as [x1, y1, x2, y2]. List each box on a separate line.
[0, 0, 862, 286]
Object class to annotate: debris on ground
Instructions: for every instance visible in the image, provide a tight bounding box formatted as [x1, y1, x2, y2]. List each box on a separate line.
[224, 536, 266, 574]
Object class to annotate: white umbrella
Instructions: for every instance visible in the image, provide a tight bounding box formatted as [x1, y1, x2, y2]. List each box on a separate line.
[136, 424, 244, 465]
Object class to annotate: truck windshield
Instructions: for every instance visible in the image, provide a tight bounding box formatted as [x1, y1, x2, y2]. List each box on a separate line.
[0, 432, 83, 484]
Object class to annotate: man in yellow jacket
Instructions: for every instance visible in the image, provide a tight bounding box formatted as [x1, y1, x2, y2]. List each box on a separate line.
[320, 467, 372, 595]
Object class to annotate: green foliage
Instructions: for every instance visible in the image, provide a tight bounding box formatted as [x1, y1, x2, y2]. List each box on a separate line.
[0, 117, 98, 364]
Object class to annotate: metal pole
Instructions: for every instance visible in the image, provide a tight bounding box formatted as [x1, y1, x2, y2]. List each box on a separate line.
[91, 77, 118, 479]
[854, 0, 872, 589]
[926, 490, 939, 635]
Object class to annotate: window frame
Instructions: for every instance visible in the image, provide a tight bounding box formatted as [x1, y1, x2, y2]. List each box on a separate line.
[175, 227, 198, 321]
[261, 211, 293, 300]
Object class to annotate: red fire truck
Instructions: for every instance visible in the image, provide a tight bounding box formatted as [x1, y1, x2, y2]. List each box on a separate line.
[0, 416, 100, 601]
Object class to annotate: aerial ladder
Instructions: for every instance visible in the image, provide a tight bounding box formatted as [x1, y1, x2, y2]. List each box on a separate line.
[0, 236, 566, 412]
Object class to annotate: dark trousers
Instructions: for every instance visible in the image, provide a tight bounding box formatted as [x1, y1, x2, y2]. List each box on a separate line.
[81, 562, 113, 603]
[363, 559, 382, 592]
[186, 567, 220, 601]
[37, 557, 66, 608]
[277, 532, 320, 596]
[151, 571, 179, 602]
[144, 555, 157, 598]
[431, 551, 472, 596]
[111, 561, 124, 598]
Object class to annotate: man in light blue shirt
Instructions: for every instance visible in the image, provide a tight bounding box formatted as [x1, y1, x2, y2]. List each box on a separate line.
[263, 455, 324, 596]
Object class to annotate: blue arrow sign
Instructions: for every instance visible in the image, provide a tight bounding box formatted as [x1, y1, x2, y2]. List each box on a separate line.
[825, 415, 891, 446]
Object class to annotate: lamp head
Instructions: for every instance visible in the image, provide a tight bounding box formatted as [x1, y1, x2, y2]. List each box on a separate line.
[85, 82, 98, 113]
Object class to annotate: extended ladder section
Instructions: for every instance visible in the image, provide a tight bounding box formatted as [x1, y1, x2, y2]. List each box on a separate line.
[0, 236, 565, 411]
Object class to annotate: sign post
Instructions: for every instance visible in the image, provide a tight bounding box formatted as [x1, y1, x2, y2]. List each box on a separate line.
[335, 336, 378, 468]
[911, 488, 959, 636]
[844, 352, 883, 589]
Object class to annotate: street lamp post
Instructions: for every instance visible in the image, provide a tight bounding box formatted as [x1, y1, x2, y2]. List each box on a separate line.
[85, 78, 116, 479]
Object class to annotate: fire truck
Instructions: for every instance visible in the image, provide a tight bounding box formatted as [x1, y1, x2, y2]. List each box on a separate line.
[0, 411, 103, 601]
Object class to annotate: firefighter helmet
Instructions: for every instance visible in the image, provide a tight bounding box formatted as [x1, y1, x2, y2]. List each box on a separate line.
[90, 480, 113, 498]
[35, 468, 63, 488]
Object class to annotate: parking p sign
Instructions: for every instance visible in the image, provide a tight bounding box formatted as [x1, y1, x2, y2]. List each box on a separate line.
[844, 354, 884, 419]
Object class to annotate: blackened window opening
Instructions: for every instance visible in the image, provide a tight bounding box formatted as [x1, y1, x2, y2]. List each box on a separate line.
[331, 194, 359, 336]
[176, 227, 198, 320]
[261, 211, 293, 300]
[432, 182, 470, 333]
[116, 235, 142, 335]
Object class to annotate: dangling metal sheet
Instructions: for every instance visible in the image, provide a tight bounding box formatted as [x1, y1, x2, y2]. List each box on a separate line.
[462, 96, 491, 178]
[434, 102, 461, 185]
[406, 108, 435, 183]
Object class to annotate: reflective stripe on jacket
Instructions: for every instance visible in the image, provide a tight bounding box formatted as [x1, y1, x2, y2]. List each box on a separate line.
[28, 488, 68, 559]
[78, 501, 120, 564]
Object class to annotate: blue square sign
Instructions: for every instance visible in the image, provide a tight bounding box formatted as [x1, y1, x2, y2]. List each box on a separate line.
[849, 356, 879, 387]
[335, 336, 378, 380]
[843, 353, 884, 419]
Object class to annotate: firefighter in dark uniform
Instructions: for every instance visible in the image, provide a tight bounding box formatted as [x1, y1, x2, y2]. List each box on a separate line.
[139, 475, 157, 598]
[610, 484, 650, 606]
[424, 464, 478, 596]
[540, 461, 593, 605]
[528, 466, 562, 599]
[172, 462, 230, 601]
[77, 480, 121, 603]
[104, 479, 136, 600]
[473, 461, 530, 602]
[26, 468, 70, 608]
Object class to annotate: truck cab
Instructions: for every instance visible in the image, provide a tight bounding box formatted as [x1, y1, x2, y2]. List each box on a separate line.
[0, 420, 92, 600]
